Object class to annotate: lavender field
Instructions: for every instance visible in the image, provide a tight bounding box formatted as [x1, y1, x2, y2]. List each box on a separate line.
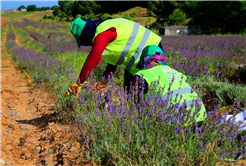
[3, 19, 246, 165]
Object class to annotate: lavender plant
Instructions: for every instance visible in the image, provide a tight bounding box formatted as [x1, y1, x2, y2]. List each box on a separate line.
[59, 75, 245, 165]
[5, 19, 246, 165]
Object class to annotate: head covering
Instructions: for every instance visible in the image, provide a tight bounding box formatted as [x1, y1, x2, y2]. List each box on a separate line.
[70, 17, 87, 48]
[70, 17, 113, 48]
[137, 45, 168, 69]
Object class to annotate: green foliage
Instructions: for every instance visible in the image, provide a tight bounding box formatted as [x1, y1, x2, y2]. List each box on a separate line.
[17, 5, 26, 11]
[101, 13, 112, 20]
[123, 13, 131, 20]
[156, 22, 162, 29]
[9, 20, 246, 165]
[64, 17, 70, 22]
[59, 1, 101, 18]
[146, 16, 152, 29]
[130, 11, 137, 18]
[48, 15, 55, 20]
[118, 11, 122, 15]
[114, 16, 120, 19]
[75, 14, 82, 19]
[51, 5, 60, 10]
[181, 1, 246, 34]
[57, 12, 66, 21]
[147, 1, 180, 17]
[58, 11, 65, 18]
[169, 8, 186, 26]
[37, 6, 50, 11]
[166, 48, 187, 67]
[52, 8, 60, 16]
[43, 14, 48, 20]
[187, 75, 246, 107]
[26, 5, 37, 12]
[82, 13, 96, 21]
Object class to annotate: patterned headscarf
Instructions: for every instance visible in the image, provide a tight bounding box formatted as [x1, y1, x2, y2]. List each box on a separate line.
[137, 45, 168, 69]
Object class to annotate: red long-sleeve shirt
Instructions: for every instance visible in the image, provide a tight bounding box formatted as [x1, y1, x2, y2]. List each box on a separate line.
[79, 27, 117, 84]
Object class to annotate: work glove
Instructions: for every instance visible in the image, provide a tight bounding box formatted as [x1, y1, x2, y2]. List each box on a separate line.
[64, 83, 82, 98]
[92, 81, 106, 90]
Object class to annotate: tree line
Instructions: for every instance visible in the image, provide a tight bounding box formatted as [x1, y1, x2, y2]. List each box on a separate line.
[57, 1, 246, 34]
[18, 1, 246, 34]
[17, 4, 60, 12]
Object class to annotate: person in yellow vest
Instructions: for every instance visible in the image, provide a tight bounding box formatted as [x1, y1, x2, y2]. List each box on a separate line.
[132, 45, 207, 122]
[65, 17, 162, 97]
[132, 45, 246, 161]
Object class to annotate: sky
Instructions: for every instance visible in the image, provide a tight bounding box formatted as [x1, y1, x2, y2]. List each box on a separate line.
[1, 0, 59, 11]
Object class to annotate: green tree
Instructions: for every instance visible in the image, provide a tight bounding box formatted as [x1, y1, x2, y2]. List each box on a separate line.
[48, 15, 55, 20]
[59, 1, 101, 18]
[96, 1, 148, 15]
[17, 5, 26, 11]
[58, 0, 67, 11]
[59, 12, 66, 21]
[52, 8, 60, 16]
[43, 14, 48, 19]
[38, 6, 49, 11]
[27, 5, 38, 11]
[101, 13, 112, 20]
[130, 11, 137, 19]
[62, 1, 74, 17]
[123, 13, 131, 20]
[147, 1, 179, 17]
[51, 5, 60, 10]
[75, 14, 82, 19]
[82, 13, 96, 20]
[183, 1, 246, 34]
[169, 8, 186, 25]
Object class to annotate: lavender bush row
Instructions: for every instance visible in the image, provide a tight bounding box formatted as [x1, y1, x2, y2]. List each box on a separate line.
[5, 30, 78, 96]
[18, 20, 91, 54]
[14, 22, 89, 54]
[59, 75, 246, 165]
[12, 22, 88, 78]
[161, 35, 246, 80]
[7, 22, 246, 165]
[187, 75, 246, 108]
[22, 19, 70, 31]
[45, 31, 73, 42]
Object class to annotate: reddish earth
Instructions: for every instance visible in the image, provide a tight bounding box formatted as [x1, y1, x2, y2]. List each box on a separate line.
[1, 27, 97, 165]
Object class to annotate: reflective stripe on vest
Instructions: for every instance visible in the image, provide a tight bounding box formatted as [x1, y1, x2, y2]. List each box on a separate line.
[92, 18, 162, 74]
[126, 28, 150, 71]
[116, 23, 139, 65]
[135, 65, 207, 122]
[179, 100, 204, 108]
[161, 87, 192, 101]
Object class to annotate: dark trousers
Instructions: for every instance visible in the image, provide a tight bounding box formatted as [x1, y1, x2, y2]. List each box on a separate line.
[124, 42, 163, 93]
[124, 69, 134, 93]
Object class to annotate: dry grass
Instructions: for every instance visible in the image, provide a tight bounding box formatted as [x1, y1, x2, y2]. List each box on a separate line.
[2, 6, 158, 27]
[111, 6, 157, 27]
[2, 10, 53, 19]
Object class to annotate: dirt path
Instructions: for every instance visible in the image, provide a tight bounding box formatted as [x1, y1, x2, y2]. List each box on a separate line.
[1, 28, 96, 165]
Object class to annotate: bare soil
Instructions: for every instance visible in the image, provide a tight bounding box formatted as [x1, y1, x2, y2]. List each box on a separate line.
[1, 27, 97, 166]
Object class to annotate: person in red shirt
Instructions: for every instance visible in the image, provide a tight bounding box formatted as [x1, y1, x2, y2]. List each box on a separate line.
[66, 17, 163, 97]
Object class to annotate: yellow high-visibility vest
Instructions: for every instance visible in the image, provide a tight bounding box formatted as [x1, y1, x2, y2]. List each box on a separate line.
[92, 18, 162, 75]
[135, 65, 207, 122]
